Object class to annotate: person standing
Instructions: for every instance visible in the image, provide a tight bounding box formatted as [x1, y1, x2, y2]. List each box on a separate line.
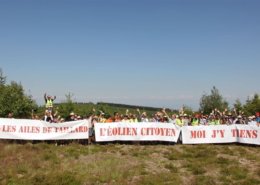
[256, 112, 260, 126]
[44, 93, 56, 113]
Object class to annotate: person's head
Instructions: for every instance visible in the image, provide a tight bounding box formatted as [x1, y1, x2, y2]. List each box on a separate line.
[156, 112, 163, 119]
[8, 112, 13, 118]
[123, 115, 129, 120]
[44, 110, 52, 117]
[195, 114, 200, 119]
[163, 116, 169, 122]
[141, 112, 147, 118]
[34, 115, 39, 120]
[104, 114, 111, 119]
[70, 112, 75, 119]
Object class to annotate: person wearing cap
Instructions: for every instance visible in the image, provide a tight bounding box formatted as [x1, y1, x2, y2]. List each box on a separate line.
[226, 113, 234, 125]
[182, 114, 190, 126]
[98, 112, 107, 123]
[44, 93, 56, 112]
[67, 112, 76, 121]
[140, 112, 149, 122]
[232, 115, 245, 124]
[248, 116, 257, 126]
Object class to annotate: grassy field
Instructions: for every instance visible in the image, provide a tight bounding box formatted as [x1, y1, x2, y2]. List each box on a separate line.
[0, 141, 259, 185]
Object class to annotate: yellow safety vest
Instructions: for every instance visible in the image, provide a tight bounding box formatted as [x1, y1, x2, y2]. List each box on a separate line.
[176, 119, 183, 127]
[192, 119, 199, 126]
[46, 99, 53, 108]
[215, 120, 221, 125]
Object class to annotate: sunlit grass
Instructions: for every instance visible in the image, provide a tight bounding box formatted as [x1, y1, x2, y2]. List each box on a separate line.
[0, 142, 259, 185]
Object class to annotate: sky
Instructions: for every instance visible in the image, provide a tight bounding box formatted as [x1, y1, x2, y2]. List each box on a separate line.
[0, 0, 259, 109]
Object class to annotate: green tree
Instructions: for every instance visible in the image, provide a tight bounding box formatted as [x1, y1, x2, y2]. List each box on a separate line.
[0, 81, 37, 118]
[199, 86, 228, 115]
[233, 99, 243, 114]
[58, 93, 75, 119]
[0, 68, 6, 85]
[182, 105, 193, 116]
[243, 94, 260, 115]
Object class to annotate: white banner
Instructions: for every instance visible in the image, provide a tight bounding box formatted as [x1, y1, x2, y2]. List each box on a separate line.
[234, 125, 260, 145]
[181, 125, 260, 145]
[95, 122, 181, 142]
[0, 118, 89, 140]
[1, 118, 259, 145]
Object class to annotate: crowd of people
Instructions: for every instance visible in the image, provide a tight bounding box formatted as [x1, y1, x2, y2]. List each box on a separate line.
[2, 94, 259, 145]
[39, 94, 260, 127]
[93, 110, 260, 127]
